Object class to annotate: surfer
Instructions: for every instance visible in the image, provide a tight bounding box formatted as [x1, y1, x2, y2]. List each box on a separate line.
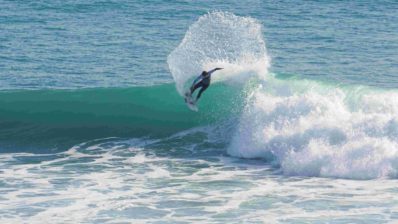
[189, 68, 223, 101]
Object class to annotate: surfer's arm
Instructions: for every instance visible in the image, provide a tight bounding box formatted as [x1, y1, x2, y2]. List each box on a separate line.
[207, 67, 223, 75]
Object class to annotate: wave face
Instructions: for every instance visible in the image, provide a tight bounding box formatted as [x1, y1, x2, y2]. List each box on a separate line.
[0, 84, 242, 153]
[167, 11, 270, 95]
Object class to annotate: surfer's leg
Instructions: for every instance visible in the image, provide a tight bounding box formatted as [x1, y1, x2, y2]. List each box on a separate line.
[196, 84, 209, 101]
[190, 82, 203, 94]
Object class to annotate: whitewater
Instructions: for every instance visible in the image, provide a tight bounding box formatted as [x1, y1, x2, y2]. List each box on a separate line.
[1, 2, 398, 223]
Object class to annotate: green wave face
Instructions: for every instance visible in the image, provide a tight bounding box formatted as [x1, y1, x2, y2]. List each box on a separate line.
[0, 83, 244, 152]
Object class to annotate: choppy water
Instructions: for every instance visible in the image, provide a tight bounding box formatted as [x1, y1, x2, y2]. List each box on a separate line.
[1, 1, 398, 223]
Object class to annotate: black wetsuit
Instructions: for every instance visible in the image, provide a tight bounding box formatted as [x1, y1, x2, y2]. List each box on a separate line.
[191, 69, 217, 100]
[190, 73, 211, 100]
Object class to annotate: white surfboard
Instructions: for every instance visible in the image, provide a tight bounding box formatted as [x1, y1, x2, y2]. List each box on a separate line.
[184, 92, 198, 112]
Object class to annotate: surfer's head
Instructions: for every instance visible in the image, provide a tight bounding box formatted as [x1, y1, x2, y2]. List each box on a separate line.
[201, 71, 207, 76]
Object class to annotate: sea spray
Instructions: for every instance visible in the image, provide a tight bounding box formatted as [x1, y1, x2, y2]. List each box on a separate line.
[167, 11, 270, 95]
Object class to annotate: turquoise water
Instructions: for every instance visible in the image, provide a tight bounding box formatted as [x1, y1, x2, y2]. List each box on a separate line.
[1, 1, 398, 223]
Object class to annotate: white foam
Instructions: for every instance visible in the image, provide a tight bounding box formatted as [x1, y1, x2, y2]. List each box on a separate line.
[1, 136, 398, 223]
[228, 77, 398, 179]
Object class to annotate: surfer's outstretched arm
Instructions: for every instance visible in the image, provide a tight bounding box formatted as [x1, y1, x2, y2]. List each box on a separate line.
[207, 67, 223, 75]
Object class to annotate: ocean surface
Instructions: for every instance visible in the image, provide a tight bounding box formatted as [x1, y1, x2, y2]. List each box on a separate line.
[1, 1, 398, 223]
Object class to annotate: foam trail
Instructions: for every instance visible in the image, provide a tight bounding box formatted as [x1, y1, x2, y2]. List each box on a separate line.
[167, 11, 270, 95]
[228, 76, 398, 179]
